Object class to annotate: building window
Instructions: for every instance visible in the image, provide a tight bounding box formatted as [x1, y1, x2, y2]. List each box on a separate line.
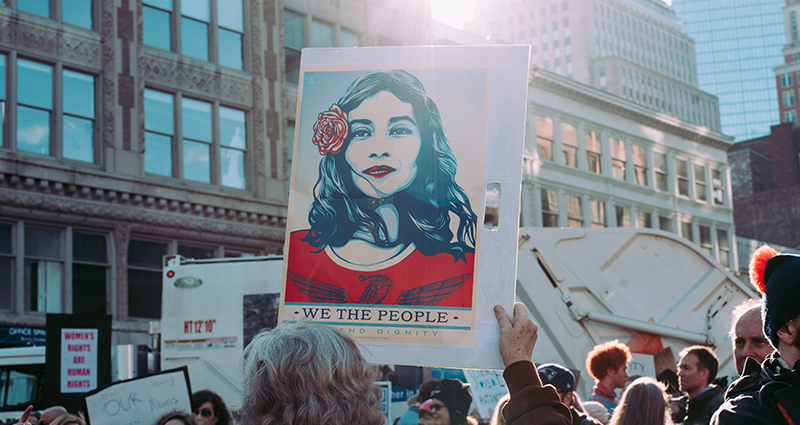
[0, 223, 109, 314]
[610, 137, 626, 180]
[785, 110, 797, 124]
[128, 239, 168, 319]
[0, 224, 12, 311]
[144, 89, 248, 189]
[536, 115, 554, 161]
[616, 206, 631, 227]
[659, 216, 672, 232]
[25, 226, 63, 313]
[565, 194, 583, 228]
[637, 211, 651, 228]
[599, 66, 607, 91]
[712, 169, 725, 206]
[680, 220, 692, 241]
[699, 225, 712, 255]
[561, 122, 578, 167]
[590, 199, 606, 227]
[783, 90, 796, 108]
[144, 0, 244, 70]
[694, 163, 707, 202]
[654, 152, 668, 191]
[632, 144, 647, 186]
[718, 230, 730, 267]
[541, 189, 558, 227]
[585, 130, 601, 174]
[283, 10, 360, 84]
[676, 159, 689, 196]
[6, 57, 97, 162]
[72, 233, 108, 315]
[783, 72, 794, 87]
[14, 0, 94, 29]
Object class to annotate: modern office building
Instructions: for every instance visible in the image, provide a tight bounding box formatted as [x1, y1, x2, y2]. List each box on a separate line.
[465, 0, 721, 132]
[522, 69, 737, 270]
[774, 0, 800, 125]
[672, 0, 785, 142]
[0, 0, 431, 346]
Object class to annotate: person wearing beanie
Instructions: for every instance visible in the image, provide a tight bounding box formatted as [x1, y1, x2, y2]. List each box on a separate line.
[711, 245, 800, 425]
[430, 379, 473, 425]
[537, 363, 604, 425]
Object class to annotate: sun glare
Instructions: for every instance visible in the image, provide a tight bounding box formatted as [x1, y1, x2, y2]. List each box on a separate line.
[430, 0, 476, 29]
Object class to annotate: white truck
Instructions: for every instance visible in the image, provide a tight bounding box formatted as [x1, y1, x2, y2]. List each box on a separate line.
[159, 227, 757, 410]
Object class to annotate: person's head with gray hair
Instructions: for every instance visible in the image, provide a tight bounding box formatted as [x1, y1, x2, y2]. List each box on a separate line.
[729, 298, 773, 374]
[234, 321, 384, 425]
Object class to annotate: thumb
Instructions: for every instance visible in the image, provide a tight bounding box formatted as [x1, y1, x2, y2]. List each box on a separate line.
[494, 304, 512, 331]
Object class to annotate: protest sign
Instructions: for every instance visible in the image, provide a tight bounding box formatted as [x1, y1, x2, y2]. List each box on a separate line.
[46, 314, 111, 412]
[279, 45, 530, 369]
[61, 328, 99, 392]
[462, 369, 507, 418]
[629, 353, 657, 379]
[82, 367, 192, 425]
[375, 381, 392, 423]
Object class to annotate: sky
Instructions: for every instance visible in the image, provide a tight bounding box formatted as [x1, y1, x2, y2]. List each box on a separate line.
[430, 0, 672, 29]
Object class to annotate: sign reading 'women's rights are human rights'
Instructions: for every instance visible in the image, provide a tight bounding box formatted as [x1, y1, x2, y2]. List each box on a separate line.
[279, 45, 530, 370]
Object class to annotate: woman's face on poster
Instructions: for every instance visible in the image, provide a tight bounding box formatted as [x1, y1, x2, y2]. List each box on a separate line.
[345, 91, 422, 199]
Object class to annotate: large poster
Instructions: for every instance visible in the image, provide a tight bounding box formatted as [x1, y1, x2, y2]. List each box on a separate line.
[279, 46, 529, 369]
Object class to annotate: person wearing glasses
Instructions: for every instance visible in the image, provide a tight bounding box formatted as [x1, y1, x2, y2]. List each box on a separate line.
[428, 379, 474, 425]
[192, 390, 230, 425]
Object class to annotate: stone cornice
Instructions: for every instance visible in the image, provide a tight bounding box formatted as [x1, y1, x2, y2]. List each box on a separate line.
[0, 172, 286, 242]
[530, 70, 735, 151]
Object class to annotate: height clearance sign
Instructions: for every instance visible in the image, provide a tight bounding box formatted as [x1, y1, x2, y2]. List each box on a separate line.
[61, 328, 99, 392]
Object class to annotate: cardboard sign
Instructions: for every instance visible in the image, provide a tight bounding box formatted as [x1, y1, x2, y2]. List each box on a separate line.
[462, 369, 507, 418]
[375, 381, 392, 423]
[629, 353, 657, 379]
[279, 45, 530, 369]
[61, 328, 99, 392]
[82, 367, 192, 425]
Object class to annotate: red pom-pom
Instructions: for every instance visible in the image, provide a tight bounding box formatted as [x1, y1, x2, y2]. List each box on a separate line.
[750, 245, 779, 294]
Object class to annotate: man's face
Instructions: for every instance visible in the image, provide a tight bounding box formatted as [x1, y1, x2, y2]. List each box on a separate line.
[733, 310, 772, 374]
[677, 353, 708, 397]
[608, 363, 629, 390]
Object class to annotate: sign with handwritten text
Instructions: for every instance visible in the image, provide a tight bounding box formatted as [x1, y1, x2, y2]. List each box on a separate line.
[61, 328, 98, 392]
[462, 369, 507, 418]
[82, 367, 192, 425]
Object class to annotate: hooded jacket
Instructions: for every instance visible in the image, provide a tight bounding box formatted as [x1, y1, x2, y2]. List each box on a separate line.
[711, 352, 800, 425]
[683, 385, 723, 425]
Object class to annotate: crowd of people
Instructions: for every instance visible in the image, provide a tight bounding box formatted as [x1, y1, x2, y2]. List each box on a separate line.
[8, 245, 800, 425]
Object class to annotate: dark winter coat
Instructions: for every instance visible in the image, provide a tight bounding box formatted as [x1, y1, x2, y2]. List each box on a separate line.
[683, 384, 724, 425]
[711, 352, 800, 425]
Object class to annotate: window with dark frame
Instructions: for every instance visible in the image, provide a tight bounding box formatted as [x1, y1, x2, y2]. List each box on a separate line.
[3, 56, 97, 163]
[541, 189, 559, 227]
[718, 230, 730, 267]
[616, 206, 631, 227]
[128, 239, 168, 319]
[72, 232, 108, 315]
[637, 211, 651, 228]
[283, 9, 360, 84]
[0, 223, 13, 311]
[712, 169, 724, 206]
[590, 199, 606, 227]
[144, 89, 248, 189]
[15, 0, 94, 29]
[143, 0, 244, 70]
[25, 227, 63, 313]
[699, 226, 712, 256]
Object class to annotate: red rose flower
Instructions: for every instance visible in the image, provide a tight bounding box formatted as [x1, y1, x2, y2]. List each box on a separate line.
[312, 104, 348, 155]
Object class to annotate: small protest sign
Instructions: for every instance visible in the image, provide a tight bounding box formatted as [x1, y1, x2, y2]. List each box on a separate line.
[61, 328, 99, 392]
[82, 367, 192, 425]
[462, 369, 507, 418]
[629, 353, 657, 379]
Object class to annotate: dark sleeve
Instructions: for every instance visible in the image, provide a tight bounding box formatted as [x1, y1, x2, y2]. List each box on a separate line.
[502, 361, 572, 425]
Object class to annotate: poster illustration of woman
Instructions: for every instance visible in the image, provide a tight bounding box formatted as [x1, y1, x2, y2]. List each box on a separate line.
[284, 67, 489, 309]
